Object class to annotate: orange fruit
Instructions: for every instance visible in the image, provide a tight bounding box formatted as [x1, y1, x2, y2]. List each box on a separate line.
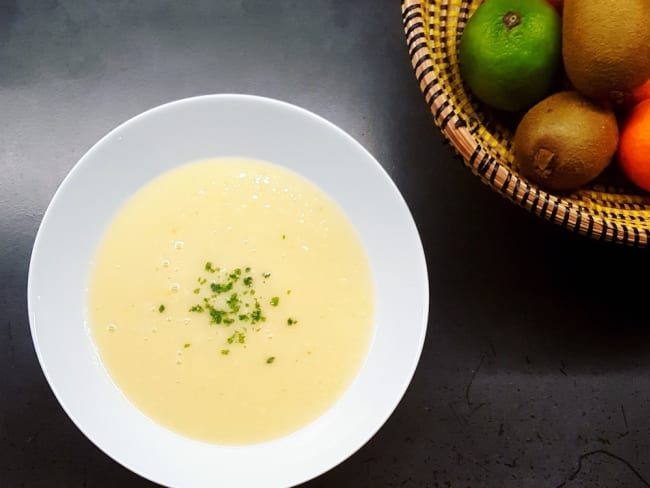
[618, 99, 650, 191]
[631, 78, 650, 105]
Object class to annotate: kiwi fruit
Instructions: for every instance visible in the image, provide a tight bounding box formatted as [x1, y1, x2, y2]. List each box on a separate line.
[513, 91, 619, 191]
[563, 0, 650, 100]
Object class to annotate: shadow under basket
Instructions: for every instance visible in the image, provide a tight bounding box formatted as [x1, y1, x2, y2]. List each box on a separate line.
[402, 0, 650, 248]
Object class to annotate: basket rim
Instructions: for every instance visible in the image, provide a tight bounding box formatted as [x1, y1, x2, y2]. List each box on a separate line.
[401, 0, 650, 248]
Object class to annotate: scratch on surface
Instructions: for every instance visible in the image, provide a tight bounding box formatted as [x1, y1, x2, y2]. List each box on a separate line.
[468, 402, 486, 418]
[559, 360, 568, 376]
[448, 402, 467, 428]
[555, 450, 650, 488]
[619, 404, 630, 438]
[400, 476, 412, 486]
[466, 355, 485, 407]
[473, 459, 490, 473]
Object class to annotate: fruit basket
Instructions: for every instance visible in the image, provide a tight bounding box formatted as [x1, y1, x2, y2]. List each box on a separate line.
[402, 0, 650, 247]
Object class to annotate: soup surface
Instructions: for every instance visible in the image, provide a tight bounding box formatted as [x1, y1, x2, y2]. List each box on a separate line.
[89, 158, 374, 444]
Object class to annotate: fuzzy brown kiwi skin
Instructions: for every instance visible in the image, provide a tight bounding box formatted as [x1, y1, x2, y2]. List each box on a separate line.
[563, 0, 650, 101]
[513, 91, 619, 192]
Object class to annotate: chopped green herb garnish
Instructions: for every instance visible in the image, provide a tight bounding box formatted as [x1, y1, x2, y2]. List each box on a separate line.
[266, 356, 275, 364]
[227, 330, 246, 344]
[209, 307, 225, 324]
[251, 299, 265, 324]
[282, 234, 286, 240]
[158, 304, 165, 313]
[188, 262, 295, 351]
[211, 281, 233, 294]
[227, 293, 240, 313]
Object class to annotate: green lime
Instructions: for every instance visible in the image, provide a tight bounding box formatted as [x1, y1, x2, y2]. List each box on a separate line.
[458, 0, 561, 112]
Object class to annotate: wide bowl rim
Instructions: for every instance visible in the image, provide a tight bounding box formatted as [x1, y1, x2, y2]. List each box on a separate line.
[27, 93, 430, 487]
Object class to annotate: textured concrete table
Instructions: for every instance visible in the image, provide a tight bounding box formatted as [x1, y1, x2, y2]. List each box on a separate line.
[2, 1, 650, 487]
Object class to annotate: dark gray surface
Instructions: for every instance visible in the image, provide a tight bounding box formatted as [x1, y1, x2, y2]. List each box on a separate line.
[2, 1, 650, 487]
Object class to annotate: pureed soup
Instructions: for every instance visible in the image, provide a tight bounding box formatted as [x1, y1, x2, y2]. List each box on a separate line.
[88, 158, 375, 444]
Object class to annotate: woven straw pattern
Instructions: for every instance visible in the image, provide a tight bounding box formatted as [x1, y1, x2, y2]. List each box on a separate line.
[402, 0, 650, 247]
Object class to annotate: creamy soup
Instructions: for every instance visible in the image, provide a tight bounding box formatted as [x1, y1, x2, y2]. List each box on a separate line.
[88, 158, 374, 444]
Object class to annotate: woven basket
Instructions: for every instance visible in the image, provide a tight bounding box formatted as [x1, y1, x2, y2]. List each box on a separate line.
[402, 0, 650, 247]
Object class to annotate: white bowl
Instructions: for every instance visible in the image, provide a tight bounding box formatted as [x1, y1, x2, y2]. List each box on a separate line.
[27, 94, 429, 488]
